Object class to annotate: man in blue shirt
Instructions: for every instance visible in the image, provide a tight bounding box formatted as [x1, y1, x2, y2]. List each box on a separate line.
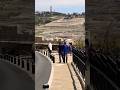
[58, 41, 63, 63]
[63, 42, 69, 63]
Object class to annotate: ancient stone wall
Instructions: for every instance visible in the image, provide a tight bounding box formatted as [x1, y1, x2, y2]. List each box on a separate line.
[0, 0, 34, 42]
[86, 0, 120, 53]
[0, 0, 34, 56]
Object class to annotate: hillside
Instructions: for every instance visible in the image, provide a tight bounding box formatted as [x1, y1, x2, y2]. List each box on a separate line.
[35, 11, 65, 25]
[35, 11, 85, 25]
[35, 17, 85, 43]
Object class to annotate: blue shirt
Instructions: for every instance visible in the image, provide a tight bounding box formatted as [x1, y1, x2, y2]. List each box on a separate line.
[63, 44, 69, 54]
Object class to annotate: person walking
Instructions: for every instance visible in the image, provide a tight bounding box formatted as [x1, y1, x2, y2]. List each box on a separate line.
[63, 41, 69, 63]
[58, 41, 63, 63]
[48, 42, 52, 56]
[68, 42, 72, 55]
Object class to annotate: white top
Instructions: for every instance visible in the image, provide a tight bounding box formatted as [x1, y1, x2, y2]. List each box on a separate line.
[48, 43, 52, 51]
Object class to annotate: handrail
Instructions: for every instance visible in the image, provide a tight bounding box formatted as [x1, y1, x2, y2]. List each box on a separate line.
[0, 54, 34, 80]
[72, 48, 86, 80]
[91, 64, 120, 90]
[72, 47, 119, 89]
[72, 53, 85, 66]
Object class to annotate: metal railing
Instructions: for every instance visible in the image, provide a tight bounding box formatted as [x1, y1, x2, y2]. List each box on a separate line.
[72, 48, 86, 79]
[39, 49, 55, 63]
[91, 64, 119, 90]
[0, 54, 35, 79]
[72, 47, 120, 90]
[39, 49, 50, 57]
[91, 52, 120, 90]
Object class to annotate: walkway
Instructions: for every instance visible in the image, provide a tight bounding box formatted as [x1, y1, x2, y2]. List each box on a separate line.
[50, 52, 82, 90]
[0, 60, 34, 90]
[35, 51, 52, 90]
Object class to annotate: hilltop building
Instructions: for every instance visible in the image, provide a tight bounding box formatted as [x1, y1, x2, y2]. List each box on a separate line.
[50, 6, 53, 13]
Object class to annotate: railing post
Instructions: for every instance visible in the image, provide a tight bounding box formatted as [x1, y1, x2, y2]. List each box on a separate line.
[11, 56, 13, 63]
[21, 59, 24, 68]
[44, 50, 45, 55]
[14, 57, 16, 64]
[32, 62, 35, 74]
[29, 61, 32, 74]
[18, 57, 20, 66]
[27, 60, 30, 71]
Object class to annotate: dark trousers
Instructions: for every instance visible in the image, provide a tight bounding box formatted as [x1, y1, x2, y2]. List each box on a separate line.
[59, 53, 63, 63]
[48, 50, 52, 54]
[63, 53, 68, 63]
[48, 48, 52, 57]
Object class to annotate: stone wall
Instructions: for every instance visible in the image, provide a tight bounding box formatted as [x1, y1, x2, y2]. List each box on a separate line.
[86, 0, 120, 54]
[0, 0, 34, 56]
[86, 0, 120, 89]
[0, 0, 34, 42]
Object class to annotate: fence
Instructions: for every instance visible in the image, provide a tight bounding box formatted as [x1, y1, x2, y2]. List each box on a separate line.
[39, 49, 49, 57]
[72, 48, 86, 79]
[91, 53, 120, 90]
[38, 49, 55, 63]
[72, 47, 120, 90]
[0, 54, 35, 80]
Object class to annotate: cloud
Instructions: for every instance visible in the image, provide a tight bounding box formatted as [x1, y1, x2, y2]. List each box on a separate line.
[36, 0, 84, 6]
[52, 0, 84, 6]
[35, 0, 85, 12]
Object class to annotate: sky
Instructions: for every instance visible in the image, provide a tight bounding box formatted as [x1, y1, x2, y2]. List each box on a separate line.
[35, 0, 85, 14]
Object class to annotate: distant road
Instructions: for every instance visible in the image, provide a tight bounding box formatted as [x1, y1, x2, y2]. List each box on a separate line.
[35, 51, 52, 90]
[0, 61, 34, 90]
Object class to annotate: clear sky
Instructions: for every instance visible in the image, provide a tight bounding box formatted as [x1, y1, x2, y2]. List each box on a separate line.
[35, 0, 85, 14]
